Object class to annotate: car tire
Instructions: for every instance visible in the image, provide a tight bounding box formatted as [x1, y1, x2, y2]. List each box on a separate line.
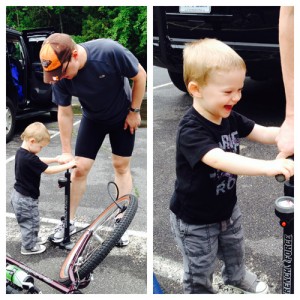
[50, 111, 58, 121]
[6, 97, 16, 143]
[168, 70, 187, 93]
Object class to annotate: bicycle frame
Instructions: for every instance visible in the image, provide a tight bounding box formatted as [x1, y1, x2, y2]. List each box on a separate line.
[7, 180, 137, 294]
[6, 230, 93, 294]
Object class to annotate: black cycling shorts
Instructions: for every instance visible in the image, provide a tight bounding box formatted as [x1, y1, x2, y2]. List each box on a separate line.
[75, 116, 135, 160]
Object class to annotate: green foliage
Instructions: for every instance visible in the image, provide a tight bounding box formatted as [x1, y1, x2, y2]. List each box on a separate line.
[81, 7, 146, 55]
[80, 6, 146, 66]
[6, 6, 146, 65]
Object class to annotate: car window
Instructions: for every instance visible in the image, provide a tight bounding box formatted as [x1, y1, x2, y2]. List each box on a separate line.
[27, 40, 44, 63]
[7, 40, 25, 68]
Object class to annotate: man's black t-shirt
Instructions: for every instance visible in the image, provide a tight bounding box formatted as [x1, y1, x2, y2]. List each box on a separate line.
[170, 107, 255, 225]
[14, 148, 48, 199]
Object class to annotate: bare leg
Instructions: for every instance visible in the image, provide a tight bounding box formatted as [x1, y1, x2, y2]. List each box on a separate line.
[112, 154, 132, 246]
[112, 154, 133, 197]
[70, 156, 94, 220]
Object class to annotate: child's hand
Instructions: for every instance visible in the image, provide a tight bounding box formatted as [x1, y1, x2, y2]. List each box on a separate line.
[265, 158, 294, 179]
[66, 159, 77, 169]
[55, 155, 62, 163]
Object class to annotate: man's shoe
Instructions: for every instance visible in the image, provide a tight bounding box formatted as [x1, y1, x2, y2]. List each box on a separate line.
[116, 231, 129, 247]
[21, 244, 46, 255]
[53, 217, 76, 243]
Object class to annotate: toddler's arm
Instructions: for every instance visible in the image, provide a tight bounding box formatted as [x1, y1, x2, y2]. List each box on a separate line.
[202, 148, 294, 179]
[40, 155, 61, 164]
[246, 124, 279, 144]
[43, 160, 76, 175]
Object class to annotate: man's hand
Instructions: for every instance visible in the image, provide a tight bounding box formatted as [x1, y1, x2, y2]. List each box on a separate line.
[276, 118, 294, 159]
[124, 111, 141, 134]
[58, 153, 75, 164]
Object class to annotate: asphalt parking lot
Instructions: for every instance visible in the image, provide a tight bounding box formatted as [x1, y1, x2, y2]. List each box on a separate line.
[153, 66, 289, 294]
[6, 99, 147, 294]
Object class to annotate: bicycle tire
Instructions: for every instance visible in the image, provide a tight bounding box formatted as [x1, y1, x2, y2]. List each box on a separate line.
[59, 194, 138, 285]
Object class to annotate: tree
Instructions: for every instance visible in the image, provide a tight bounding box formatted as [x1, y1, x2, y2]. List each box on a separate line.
[6, 6, 83, 34]
[6, 6, 147, 66]
[80, 7, 146, 67]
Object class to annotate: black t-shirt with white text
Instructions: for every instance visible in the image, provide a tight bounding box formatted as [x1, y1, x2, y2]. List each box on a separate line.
[170, 107, 255, 224]
[14, 148, 48, 199]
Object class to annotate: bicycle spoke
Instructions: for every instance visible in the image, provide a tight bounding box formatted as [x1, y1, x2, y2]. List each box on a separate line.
[59, 195, 137, 284]
[74, 206, 125, 274]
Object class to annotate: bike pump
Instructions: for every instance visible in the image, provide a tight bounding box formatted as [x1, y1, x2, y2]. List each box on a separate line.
[275, 175, 294, 294]
[49, 169, 75, 250]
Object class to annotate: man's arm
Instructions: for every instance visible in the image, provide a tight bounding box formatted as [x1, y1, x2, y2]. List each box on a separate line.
[124, 64, 147, 134]
[276, 6, 294, 158]
[57, 105, 74, 163]
[130, 64, 147, 109]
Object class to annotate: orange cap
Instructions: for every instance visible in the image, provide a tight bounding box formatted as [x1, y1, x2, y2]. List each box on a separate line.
[40, 33, 74, 83]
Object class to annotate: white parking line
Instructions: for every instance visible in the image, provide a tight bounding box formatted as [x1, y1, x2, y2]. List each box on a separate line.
[153, 82, 173, 90]
[153, 255, 242, 293]
[154, 255, 183, 282]
[6, 212, 147, 238]
[6, 156, 16, 164]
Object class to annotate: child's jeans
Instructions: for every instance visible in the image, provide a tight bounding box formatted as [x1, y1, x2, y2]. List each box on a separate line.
[11, 189, 40, 250]
[170, 204, 257, 294]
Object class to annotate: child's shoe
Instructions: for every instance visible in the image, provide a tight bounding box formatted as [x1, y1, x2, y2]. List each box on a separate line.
[37, 236, 48, 245]
[21, 244, 46, 255]
[232, 279, 269, 294]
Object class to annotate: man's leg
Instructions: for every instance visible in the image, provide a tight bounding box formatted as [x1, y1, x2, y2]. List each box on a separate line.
[111, 154, 132, 197]
[53, 156, 94, 241]
[70, 156, 95, 219]
[112, 154, 132, 246]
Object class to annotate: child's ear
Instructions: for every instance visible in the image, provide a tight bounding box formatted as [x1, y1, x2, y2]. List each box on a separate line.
[29, 138, 36, 144]
[187, 81, 202, 98]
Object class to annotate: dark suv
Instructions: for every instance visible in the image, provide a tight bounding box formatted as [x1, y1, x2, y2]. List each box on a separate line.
[6, 27, 57, 142]
[154, 6, 281, 92]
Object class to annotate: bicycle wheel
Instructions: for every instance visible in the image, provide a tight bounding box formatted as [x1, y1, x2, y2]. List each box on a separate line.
[59, 194, 138, 284]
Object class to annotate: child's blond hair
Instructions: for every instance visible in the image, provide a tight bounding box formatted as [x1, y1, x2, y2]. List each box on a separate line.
[21, 122, 50, 143]
[183, 38, 246, 88]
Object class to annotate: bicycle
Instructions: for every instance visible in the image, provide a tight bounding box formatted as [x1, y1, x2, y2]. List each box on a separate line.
[6, 169, 138, 294]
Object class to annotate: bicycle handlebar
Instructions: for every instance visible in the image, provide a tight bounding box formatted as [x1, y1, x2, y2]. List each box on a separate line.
[275, 174, 286, 183]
